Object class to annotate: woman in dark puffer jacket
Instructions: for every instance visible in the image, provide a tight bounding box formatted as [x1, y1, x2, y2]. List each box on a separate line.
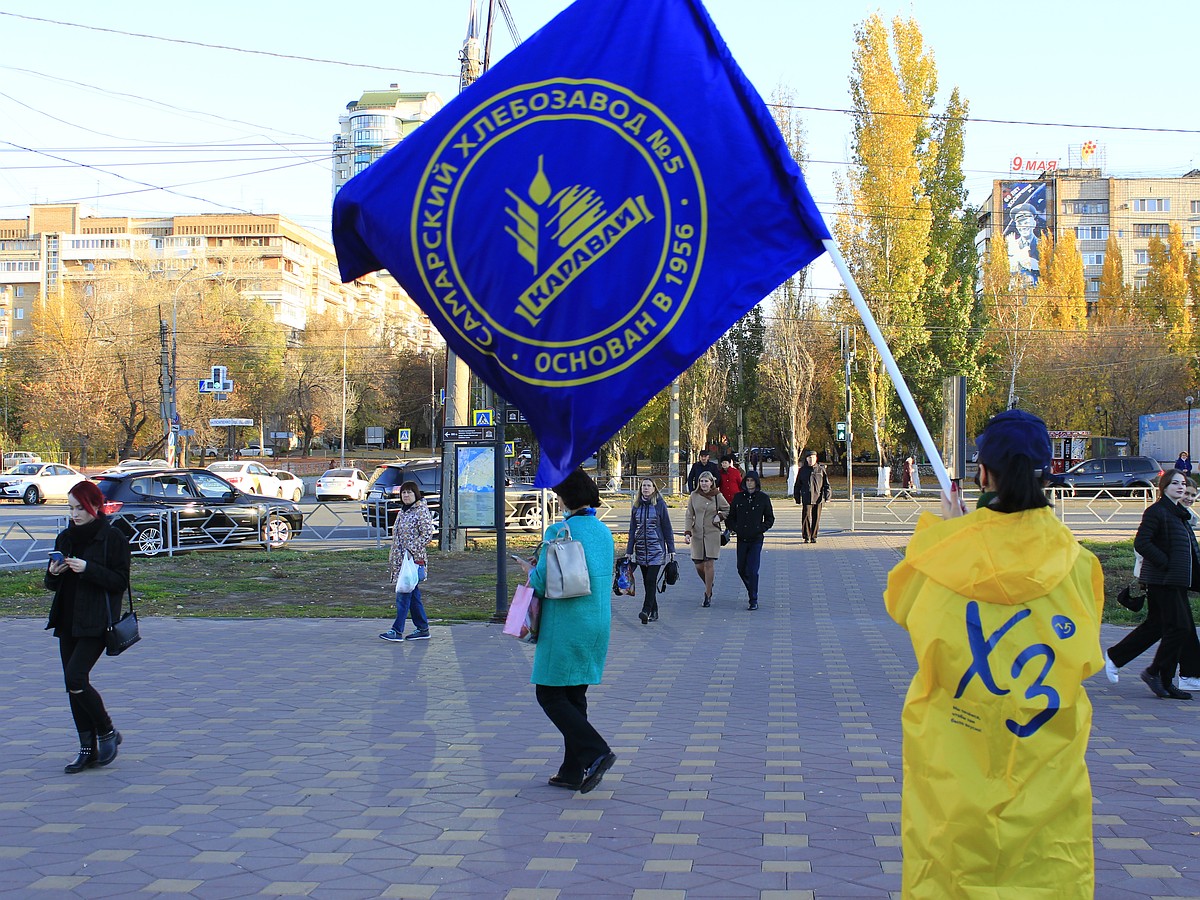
[45, 481, 131, 772]
[1107, 470, 1200, 699]
[625, 478, 675, 624]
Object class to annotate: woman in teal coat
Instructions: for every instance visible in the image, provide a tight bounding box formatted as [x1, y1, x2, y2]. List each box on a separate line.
[515, 469, 617, 794]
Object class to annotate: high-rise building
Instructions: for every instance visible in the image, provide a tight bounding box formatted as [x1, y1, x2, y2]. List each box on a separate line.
[977, 167, 1200, 307]
[0, 203, 438, 351]
[332, 87, 443, 197]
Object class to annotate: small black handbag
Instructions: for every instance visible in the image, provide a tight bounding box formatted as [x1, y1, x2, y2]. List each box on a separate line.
[1116, 582, 1146, 613]
[664, 557, 679, 585]
[105, 585, 141, 656]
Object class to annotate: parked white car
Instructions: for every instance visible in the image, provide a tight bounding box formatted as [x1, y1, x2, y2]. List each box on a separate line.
[271, 469, 306, 503]
[238, 444, 275, 458]
[0, 462, 87, 504]
[206, 461, 284, 497]
[2, 451, 42, 468]
[315, 467, 370, 501]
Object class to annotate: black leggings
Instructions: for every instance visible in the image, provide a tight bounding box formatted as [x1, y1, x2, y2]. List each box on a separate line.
[638, 564, 660, 616]
[59, 636, 113, 735]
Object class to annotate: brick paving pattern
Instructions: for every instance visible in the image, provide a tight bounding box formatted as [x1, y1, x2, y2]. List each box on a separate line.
[1, 504, 1198, 898]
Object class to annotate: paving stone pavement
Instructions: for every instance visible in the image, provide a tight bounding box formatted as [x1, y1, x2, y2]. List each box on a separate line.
[2, 504, 1198, 899]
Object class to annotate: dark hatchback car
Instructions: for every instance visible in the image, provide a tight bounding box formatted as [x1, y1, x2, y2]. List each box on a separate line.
[1045, 456, 1164, 495]
[94, 467, 304, 556]
[360, 459, 545, 532]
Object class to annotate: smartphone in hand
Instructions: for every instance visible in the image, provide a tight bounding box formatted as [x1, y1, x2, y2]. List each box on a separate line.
[48, 551, 65, 565]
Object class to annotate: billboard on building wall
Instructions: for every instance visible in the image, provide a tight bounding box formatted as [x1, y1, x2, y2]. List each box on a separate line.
[1000, 181, 1051, 284]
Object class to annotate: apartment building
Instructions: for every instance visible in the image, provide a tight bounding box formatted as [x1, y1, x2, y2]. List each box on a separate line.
[0, 203, 437, 350]
[332, 87, 443, 197]
[977, 168, 1200, 307]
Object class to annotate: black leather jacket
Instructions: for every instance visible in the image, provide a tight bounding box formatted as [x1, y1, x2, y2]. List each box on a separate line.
[1134, 497, 1200, 588]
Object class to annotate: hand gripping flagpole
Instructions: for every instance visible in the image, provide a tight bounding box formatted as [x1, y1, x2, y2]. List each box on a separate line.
[822, 238, 957, 502]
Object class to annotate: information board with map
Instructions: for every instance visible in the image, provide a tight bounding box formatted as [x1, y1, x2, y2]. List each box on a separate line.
[456, 445, 496, 527]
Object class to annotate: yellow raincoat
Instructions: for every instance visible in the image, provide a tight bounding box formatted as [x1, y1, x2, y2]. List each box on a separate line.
[885, 507, 1104, 899]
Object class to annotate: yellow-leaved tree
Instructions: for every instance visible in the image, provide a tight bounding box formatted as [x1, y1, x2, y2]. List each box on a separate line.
[833, 13, 936, 469]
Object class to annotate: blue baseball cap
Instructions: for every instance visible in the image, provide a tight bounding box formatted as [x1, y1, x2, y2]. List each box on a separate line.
[975, 410, 1053, 476]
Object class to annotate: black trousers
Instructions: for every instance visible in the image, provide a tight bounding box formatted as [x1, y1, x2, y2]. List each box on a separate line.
[802, 502, 824, 541]
[1109, 583, 1191, 680]
[535, 684, 610, 781]
[58, 635, 113, 735]
[638, 564, 660, 616]
[1175, 600, 1200, 678]
[735, 537, 763, 601]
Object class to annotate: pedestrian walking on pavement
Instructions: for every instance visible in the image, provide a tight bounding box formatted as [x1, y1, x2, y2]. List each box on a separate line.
[683, 470, 728, 607]
[685, 448, 721, 494]
[1175, 451, 1192, 475]
[45, 481, 131, 774]
[624, 478, 675, 625]
[380, 481, 435, 642]
[717, 454, 742, 506]
[725, 472, 774, 610]
[514, 469, 617, 794]
[1172, 479, 1200, 691]
[885, 409, 1103, 898]
[1106, 469, 1200, 699]
[792, 450, 830, 543]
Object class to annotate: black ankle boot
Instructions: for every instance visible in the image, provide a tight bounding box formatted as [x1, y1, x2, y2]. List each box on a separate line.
[64, 731, 96, 774]
[95, 729, 121, 767]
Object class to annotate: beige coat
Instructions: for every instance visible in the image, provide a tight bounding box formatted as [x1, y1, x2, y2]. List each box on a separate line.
[684, 490, 729, 561]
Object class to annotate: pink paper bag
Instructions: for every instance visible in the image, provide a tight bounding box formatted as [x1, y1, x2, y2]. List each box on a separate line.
[503, 582, 540, 642]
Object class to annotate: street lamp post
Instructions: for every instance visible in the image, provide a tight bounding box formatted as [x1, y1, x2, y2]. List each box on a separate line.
[1187, 396, 1195, 462]
[341, 327, 349, 467]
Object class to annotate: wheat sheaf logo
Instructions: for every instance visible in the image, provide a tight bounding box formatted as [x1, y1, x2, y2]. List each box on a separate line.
[505, 156, 654, 327]
[411, 78, 706, 387]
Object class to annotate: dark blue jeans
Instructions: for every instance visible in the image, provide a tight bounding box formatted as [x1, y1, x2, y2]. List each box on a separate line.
[735, 537, 764, 602]
[391, 586, 428, 634]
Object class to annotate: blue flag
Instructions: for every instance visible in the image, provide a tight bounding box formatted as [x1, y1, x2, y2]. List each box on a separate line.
[334, 0, 831, 488]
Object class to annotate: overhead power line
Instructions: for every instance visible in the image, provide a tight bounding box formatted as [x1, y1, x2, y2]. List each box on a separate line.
[0, 11, 458, 79]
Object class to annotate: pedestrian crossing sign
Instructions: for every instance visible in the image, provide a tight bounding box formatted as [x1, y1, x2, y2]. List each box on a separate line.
[473, 409, 493, 426]
[504, 441, 515, 457]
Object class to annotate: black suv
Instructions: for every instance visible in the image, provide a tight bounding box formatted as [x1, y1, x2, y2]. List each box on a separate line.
[1045, 456, 1163, 495]
[94, 467, 304, 555]
[360, 459, 546, 532]
[361, 459, 442, 530]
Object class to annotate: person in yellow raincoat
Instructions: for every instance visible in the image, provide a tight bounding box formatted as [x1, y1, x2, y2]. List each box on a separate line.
[885, 410, 1104, 899]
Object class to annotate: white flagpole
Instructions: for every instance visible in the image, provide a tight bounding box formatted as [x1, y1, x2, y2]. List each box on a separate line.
[822, 238, 955, 499]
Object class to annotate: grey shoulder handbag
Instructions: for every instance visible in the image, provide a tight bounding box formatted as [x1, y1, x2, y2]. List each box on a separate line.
[542, 520, 592, 599]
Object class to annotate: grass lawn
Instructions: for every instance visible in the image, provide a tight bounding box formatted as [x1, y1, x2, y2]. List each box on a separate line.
[0, 528, 1176, 627]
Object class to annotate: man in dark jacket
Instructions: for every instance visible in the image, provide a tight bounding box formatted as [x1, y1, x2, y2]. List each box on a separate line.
[727, 472, 774, 610]
[686, 449, 721, 493]
[792, 450, 831, 543]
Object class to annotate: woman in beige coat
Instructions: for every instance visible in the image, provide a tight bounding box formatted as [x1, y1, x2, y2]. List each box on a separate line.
[683, 470, 729, 607]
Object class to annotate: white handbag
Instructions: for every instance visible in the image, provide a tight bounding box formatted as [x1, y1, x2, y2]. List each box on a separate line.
[542, 521, 592, 599]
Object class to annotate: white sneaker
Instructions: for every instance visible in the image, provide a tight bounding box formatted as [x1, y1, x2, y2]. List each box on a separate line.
[1178, 676, 1200, 691]
[1104, 653, 1119, 684]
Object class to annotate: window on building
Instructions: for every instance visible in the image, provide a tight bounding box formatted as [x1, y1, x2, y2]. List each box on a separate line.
[1193, 226, 1200, 242]
[1081, 252, 1105, 266]
[1135, 223, 1170, 238]
[1074, 225, 1109, 241]
[1064, 200, 1109, 215]
[1134, 277, 1148, 291]
[1135, 250, 1150, 265]
[1192, 200, 1200, 214]
[14, 286, 23, 299]
[14, 308, 23, 319]
[1088, 278, 1101, 294]
[1132, 198, 1170, 212]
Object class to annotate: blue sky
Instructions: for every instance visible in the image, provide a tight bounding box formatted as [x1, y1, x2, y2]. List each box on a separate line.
[1, 0, 1194, 299]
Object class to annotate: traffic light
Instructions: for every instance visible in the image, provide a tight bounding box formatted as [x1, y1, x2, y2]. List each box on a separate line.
[836, 421, 847, 442]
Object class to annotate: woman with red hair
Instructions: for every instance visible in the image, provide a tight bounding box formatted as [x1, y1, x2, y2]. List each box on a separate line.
[45, 480, 131, 773]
